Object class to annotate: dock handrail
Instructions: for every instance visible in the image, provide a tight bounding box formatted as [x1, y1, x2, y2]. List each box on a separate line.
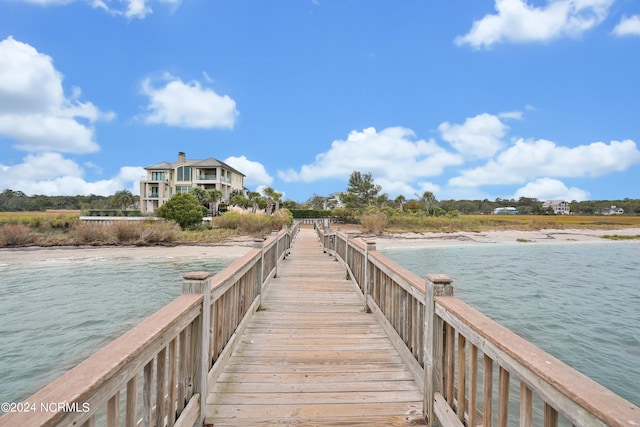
[319, 227, 640, 427]
[0, 223, 299, 427]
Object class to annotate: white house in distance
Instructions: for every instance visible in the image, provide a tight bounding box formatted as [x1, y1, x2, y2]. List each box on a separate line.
[139, 152, 245, 214]
[542, 200, 571, 215]
[493, 206, 519, 215]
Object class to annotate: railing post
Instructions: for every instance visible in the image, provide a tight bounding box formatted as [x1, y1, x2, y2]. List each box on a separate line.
[345, 233, 354, 279]
[272, 230, 280, 278]
[423, 273, 453, 425]
[363, 241, 376, 312]
[254, 239, 265, 299]
[182, 271, 212, 425]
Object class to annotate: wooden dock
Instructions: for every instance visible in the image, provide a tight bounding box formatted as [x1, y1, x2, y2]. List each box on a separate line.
[4, 224, 638, 427]
[205, 228, 425, 426]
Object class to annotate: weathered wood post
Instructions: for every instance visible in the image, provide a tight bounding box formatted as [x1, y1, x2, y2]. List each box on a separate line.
[327, 231, 336, 258]
[345, 233, 354, 279]
[270, 230, 280, 278]
[182, 271, 212, 425]
[423, 273, 453, 425]
[254, 239, 265, 300]
[363, 241, 376, 312]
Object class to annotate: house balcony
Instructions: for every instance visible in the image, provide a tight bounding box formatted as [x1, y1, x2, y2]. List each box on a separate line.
[193, 175, 231, 184]
[140, 176, 170, 183]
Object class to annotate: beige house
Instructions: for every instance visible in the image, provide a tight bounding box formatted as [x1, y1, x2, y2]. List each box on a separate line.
[140, 152, 245, 214]
[542, 199, 570, 215]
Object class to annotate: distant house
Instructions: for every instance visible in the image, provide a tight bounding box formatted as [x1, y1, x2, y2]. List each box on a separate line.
[606, 205, 624, 215]
[542, 200, 570, 215]
[139, 152, 245, 214]
[324, 193, 345, 210]
[493, 206, 519, 215]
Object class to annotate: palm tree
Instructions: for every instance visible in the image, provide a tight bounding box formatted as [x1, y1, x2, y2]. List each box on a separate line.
[112, 190, 134, 211]
[262, 187, 283, 215]
[417, 191, 437, 215]
[206, 189, 222, 216]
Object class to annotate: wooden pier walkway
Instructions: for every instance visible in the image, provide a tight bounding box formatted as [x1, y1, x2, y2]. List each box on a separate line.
[205, 228, 425, 426]
[4, 224, 638, 427]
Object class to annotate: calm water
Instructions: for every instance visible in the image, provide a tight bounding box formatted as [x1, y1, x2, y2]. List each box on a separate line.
[0, 254, 233, 405]
[1, 242, 639, 412]
[380, 240, 640, 407]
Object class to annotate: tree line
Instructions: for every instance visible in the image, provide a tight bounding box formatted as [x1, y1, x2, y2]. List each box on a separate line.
[3, 177, 639, 216]
[303, 171, 640, 216]
[0, 189, 138, 212]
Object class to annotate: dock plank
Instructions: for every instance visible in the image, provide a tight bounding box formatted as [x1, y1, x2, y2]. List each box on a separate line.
[205, 227, 425, 426]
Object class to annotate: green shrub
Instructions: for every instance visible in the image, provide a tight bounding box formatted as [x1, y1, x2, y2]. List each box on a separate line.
[48, 214, 80, 229]
[213, 211, 243, 229]
[289, 209, 332, 218]
[156, 193, 203, 229]
[331, 208, 359, 224]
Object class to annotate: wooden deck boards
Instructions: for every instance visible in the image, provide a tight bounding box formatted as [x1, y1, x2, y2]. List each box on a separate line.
[205, 227, 425, 426]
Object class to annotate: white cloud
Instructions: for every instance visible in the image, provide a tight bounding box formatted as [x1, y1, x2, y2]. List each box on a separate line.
[438, 113, 509, 158]
[17, 0, 74, 4]
[125, 0, 152, 19]
[455, 0, 613, 49]
[612, 15, 640, 37]
[224, 155, 273, 187]
[449, 138, 640, 187]
[140, 75, 238, 129]
[0, 37, 113, 153]
[513, 177, 590, 201]
[0, 153, 145, 196]
[374, 178, 441, 200]
[277, 127, 463, 193]
[17, 0, 181, 19]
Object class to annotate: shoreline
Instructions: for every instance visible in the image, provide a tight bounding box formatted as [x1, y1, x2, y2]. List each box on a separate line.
[1, 228, 639, 264]
[363, 228, 640, 249]
[0, 241, 254, 265]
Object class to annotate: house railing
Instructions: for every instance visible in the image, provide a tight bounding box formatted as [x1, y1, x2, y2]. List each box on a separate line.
[0, 224, 299, 427]
[318, 227, 640, 427]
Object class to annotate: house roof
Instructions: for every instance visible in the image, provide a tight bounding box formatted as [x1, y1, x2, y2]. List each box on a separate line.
[190, 157, 245, 176]
[145, 161, 173, 170]
[145, 157, 245, 176]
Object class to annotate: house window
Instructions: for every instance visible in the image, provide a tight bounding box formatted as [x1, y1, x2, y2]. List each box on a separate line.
[150, 186, 159, 197]
[177, 166, 192, 182]
[151, 171, 165, 181]
[176, 186, 191, 194]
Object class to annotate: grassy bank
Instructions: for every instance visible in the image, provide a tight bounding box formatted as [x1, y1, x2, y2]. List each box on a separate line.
[0, 211, 292, 248]
[2, 211, 639, 248]
[363, 212, 640, 234]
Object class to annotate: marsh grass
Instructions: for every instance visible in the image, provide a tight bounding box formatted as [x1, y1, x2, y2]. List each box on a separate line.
[0, 210, 294, 248]
[1, 210, 638, 248]
[383, 214, 640, 234]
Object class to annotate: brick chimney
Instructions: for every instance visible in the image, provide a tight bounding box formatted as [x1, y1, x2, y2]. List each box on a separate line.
[178, 152, 186, 163]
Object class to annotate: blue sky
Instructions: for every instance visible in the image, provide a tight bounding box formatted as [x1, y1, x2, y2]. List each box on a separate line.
[1, 0, 639, 203]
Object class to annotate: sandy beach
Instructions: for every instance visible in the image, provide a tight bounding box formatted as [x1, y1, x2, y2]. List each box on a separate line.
[1, 228, 639, 265]
[0, 242, 254, 265]
[368, 228, 640, 249]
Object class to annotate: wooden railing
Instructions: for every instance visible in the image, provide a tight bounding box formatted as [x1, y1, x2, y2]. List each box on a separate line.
[319, 228, 640, 427]
[0, 224, 298, 427]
